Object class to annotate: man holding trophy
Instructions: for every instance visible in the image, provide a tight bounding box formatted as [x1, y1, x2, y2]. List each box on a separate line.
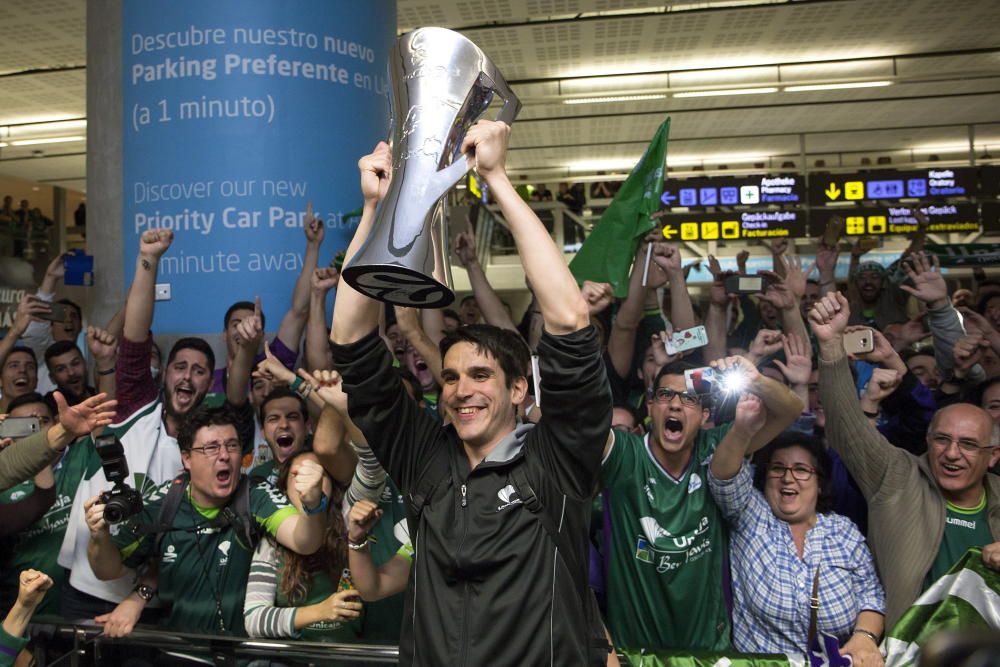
[329, 28, 612, 667]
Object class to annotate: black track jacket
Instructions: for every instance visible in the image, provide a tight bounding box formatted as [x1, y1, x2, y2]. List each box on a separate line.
[331, 326, 611, 666]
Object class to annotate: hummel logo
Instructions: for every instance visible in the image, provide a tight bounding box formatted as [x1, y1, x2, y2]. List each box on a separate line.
[496, 484, 522, 512]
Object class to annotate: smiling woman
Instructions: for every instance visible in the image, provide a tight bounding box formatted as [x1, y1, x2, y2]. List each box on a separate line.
[708, 431, 886, 661]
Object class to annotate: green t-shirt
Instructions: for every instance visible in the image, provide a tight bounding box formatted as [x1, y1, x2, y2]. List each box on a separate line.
[600, 424, 732, 651]
[924, 492, 993, 589]
[111, 477, 297, 635]
[359, 478, 409, 643]
[274, 556, 362, 642]
[0, 439, 94, 616]
[250, 460, 279, 487]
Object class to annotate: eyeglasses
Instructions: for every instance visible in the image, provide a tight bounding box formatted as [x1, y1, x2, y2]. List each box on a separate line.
[189, 442, 242, 457]
[651, 387, 701, 407]
[766, 463, 818, 481]
[927, 432, 995, 455]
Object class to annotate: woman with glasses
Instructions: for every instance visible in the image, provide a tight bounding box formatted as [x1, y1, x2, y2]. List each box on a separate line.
[707, 385, 886, 666]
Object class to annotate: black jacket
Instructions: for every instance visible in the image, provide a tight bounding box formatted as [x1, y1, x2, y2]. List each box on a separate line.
[332, 326, 611, 667]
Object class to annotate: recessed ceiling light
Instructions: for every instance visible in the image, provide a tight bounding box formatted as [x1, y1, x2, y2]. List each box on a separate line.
[9, 136, 85, 146]
[673, 87, 779, 98]
[563, 94, 666, 105]
[784, 81, 892, 92]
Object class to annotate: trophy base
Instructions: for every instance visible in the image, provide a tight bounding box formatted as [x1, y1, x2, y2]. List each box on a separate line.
[342, 264, 455, 308]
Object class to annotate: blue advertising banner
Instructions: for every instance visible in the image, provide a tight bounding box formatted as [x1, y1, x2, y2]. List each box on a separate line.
[122, 1, 396, 333]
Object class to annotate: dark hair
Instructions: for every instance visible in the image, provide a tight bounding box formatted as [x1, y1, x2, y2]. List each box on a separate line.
[397, 367, 420, 400]
[167, 337, 215, 374]
[460, 295, 477, 307]
[7, 392, 52, 416]
[440, 324, 530, 389]
[752, 433, 834, 514]
[276, 452, 346, 604]
[177, 406, 238, 451]
[442, 308, 461, 323]
[44, 340, 82, 366]
[977, 292, 1000, 315]
[901, 345, 935, 365]
[975, 376, 1000, 407]
[651, 360, 700, 393]
[612, 402, 641, 428]
[223, 301, 265, 330]
[55, 298, 82, 322]
[258, 387, 308, 426]
[4, 346, 37, 366]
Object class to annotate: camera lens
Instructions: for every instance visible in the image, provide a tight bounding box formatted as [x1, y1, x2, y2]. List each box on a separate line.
[104, 501, 124, 524]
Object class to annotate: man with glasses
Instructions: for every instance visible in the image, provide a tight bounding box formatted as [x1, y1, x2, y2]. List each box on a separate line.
[84, 406, 328, 636]
[599, 358, 802, 651]
[810, 291, 1000, 627]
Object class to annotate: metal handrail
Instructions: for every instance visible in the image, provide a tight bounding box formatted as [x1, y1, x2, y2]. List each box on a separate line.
[29, 621, 399, 666]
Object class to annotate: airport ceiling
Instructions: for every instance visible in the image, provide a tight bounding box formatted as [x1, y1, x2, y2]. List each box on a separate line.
[0, 0, 998, 193]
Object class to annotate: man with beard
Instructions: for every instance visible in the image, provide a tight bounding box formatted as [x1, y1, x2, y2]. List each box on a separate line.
[42, 340, 95, 406]
[847, 261, 907, 329]
[57, 228, 258, 621]
[600, 359, 801, 652]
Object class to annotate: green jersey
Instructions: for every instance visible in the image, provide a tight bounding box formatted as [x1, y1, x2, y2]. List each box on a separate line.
[600, 425, 732, 651]
[250, 460, 279, 487]
[925, 492, 993, 589]
[112, 477, 297, 635]
[359, 478, 409, 643]
[0, 439, 94, 616]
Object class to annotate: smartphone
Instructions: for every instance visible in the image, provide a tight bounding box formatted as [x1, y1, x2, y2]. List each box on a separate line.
[823, 216, 845, 247]
[843, 329, 875, 355]
[684, 367, 721, 395]
[36, 301, 67, 323]
[725, 274, 764, 294]
[664, 326, 708, 355]
[0, 417, 41, 439]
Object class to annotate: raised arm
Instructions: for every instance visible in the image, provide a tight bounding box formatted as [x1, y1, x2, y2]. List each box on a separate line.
[86, 326, 119, 400]
[654, 241, 696, 331]
[306, 267, 339, 372]
[346, 500, 410, 601]
[227, 297, 264, 408]
[809, 292, 905, 497]
[0, 295, 49, 368]
[453, 219, 517, 331]
[608, 242, 664, 379]
[393, 306, 443, 387]
[330, 143, 391, 345]
[275, 203, 323, 351]
[461, 121, 588, 334]
[710, 392, 767, 480]
[123, 230, 173, 343]
[710, 355, 803, 454]
[704, 256, 732, 363]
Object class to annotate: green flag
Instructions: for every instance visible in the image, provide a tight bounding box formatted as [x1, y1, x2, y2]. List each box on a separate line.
[569, 119, 670, 297]
[884, 547, 1000, 666]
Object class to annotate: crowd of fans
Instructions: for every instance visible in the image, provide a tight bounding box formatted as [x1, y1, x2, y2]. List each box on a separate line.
[0, 128, 998, 667]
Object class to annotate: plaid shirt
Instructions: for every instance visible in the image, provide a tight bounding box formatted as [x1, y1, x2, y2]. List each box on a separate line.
[708, 462, 885, 655]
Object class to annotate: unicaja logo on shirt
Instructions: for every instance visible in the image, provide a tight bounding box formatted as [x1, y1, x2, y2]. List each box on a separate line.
[496, 484, 522, 512]
[218, 540, 231, 566]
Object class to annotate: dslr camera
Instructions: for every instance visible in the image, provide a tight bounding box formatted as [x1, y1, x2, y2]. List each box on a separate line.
[96, 434, 143, 524]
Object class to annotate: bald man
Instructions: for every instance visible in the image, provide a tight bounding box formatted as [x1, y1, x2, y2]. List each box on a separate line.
[810, 291, 1000, 628]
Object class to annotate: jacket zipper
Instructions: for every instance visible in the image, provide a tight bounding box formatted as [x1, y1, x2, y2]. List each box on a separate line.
[458, 480, 470, 665]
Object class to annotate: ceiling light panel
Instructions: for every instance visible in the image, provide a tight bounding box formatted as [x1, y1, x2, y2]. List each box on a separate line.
[673, 87, 778, 97]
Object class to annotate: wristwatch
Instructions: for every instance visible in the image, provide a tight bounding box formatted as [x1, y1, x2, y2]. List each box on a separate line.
[134, 583, 156, 602]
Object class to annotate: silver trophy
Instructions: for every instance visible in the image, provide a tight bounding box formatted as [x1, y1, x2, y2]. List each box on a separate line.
[341, 27, 521, 308]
